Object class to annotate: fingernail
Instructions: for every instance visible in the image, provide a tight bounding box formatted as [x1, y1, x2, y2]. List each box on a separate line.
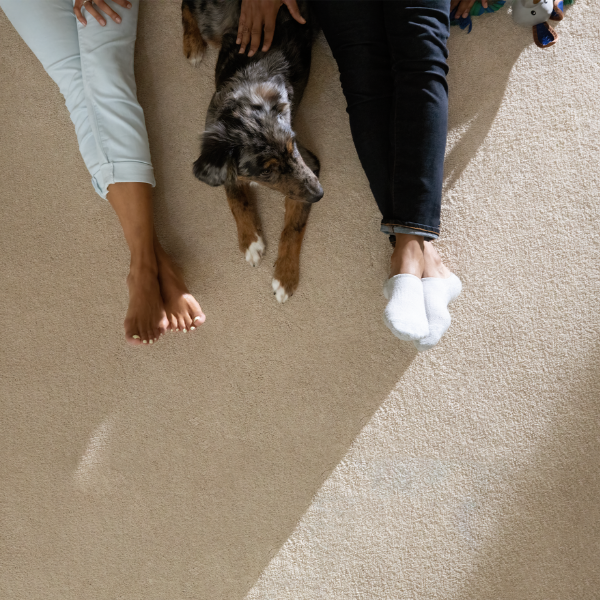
[190, 326, 196, 331]
[100, 20, 106, 26]
[132, 335, 140, 340]
[127, 2, 132, 7]
[143, 340, 147, 344]
[239, 48, 244, 54]
[248, 51, 254, 57]
[236, 37, 241, 44]
[116, 17, 121, 23]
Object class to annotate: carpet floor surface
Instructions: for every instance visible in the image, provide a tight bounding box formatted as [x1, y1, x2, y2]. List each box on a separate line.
[1, 2, 599, 599]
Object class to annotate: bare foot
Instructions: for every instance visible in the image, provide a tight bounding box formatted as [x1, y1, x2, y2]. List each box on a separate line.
[422, 241, 452, 279]
[154, 241, 205, 333]
[124, 265, 169, 346]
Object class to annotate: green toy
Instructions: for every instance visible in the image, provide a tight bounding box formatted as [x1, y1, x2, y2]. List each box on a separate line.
[450, 1, 506, 33]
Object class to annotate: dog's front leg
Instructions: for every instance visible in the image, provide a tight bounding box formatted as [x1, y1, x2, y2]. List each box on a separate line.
[225, 181, 265, 267]
[182, 2, 206, 66]
[272, 198, 312, 303]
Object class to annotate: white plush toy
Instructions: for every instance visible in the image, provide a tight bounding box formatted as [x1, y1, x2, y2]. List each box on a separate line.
[511, 0, 568, 48]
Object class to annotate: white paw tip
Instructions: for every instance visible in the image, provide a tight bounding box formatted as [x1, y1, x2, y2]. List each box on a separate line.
[245, 237, 265, 267]
[272, 279, 289, 303]
[188, 52, 204, 67]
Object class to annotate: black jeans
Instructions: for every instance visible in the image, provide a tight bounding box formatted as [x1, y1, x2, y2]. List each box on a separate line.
[312, 0, 450, 240]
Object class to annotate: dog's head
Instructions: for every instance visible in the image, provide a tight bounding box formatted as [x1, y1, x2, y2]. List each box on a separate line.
[193, 80, 323, 203]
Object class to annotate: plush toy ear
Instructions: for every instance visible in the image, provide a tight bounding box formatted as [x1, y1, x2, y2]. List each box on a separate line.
[533, 22, 558, 48]
[550, 0, 564, 21]
[193, 123, 234, 187]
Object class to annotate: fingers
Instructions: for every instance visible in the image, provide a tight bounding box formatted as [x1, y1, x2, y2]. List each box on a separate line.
[248, 17, 264, 57]
[237, 1, 248, 44]
[84, 3, 107, 26]
[75, 0, 131, 27]
[74, 3, 87, 26]
[282, 0, 306, 25]
[456, 0, 477, 18]
[94, 0, 122, 24]
[261, 12, 276, 52]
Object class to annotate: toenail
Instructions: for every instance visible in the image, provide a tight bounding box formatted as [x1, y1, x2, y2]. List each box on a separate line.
[194, 316, 203, 323]
[183, 328, 188, 333]
[132, 335, 140, 340]
[149, 340, 153, 344]
[190, 326, 196, 330]
[143, 340, 147, 344]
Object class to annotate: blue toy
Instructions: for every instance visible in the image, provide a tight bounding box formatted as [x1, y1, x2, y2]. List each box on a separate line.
[511, 0, 572, 48]
[451, 0, 574, 48]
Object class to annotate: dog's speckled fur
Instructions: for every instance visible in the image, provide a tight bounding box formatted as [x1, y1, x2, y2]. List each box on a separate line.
[182, 0, 322, 301]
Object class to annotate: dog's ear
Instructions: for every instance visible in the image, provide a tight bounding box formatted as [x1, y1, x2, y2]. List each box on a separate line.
[193, 123, 234, 186]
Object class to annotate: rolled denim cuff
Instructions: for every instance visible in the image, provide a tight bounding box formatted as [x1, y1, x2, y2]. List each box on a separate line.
[380, 221, 439, 241]
[92, 161, 156, 200]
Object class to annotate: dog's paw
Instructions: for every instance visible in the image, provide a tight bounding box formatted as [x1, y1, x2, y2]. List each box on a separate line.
[186, 46, 205, 67]
[244, 236, 265, 267]
[272, 278, 291, 303]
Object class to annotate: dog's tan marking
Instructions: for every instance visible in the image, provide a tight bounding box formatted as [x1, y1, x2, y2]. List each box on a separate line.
[182, 5, 206, 65]
[225, 182, 264, 260]
[256, 84, 279, 103]
[286, 138, 294, 154]
[272, 198, 312, 300]
[263, 158, 279, 170]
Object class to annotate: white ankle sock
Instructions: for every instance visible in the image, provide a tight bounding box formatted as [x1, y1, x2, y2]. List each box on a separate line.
[413, 274, 462, 352]
[383, 274, 429, 341]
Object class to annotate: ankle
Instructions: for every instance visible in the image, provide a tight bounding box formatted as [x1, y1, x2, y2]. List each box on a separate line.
[422, 241, 451, 278]
[129, 254, 158, 278]
[390, 235, 424, 278]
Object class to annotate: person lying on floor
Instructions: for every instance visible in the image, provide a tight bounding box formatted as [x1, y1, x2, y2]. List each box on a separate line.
[237, 0, 463, 351]
[0, 0, 205, 346]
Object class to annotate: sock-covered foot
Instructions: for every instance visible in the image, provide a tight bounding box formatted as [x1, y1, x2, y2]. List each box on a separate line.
[413, 274, 462, 352]
[383, 274, 429, 341]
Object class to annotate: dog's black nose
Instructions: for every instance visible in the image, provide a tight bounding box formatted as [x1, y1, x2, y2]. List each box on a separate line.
[309, 186, 324, 203]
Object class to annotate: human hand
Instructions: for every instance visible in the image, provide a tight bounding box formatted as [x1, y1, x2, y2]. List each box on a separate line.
[237, 0, 306, 58]
[74, 0, 132, 27]
[450, 0, 488, 19]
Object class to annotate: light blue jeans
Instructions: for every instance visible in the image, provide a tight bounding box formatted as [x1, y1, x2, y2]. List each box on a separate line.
[0, 0, 155, 199]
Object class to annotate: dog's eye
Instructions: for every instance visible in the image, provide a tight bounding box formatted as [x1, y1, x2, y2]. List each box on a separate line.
[531, 10, 536, 14]
[260, 168, 272, 177]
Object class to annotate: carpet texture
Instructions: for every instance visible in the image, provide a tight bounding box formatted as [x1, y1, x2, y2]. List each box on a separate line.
[1, 2, 599, 599]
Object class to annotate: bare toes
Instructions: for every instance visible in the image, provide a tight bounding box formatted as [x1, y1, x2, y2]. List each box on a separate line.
[126, 332, 143, 346]
[177, 316, 188, 333]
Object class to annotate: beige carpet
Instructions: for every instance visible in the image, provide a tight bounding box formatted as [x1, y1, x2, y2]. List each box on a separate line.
[1, 2, 599, 599]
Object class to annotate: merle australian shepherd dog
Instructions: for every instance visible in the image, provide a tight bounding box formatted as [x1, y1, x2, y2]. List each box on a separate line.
[182, 0, 323, 303]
